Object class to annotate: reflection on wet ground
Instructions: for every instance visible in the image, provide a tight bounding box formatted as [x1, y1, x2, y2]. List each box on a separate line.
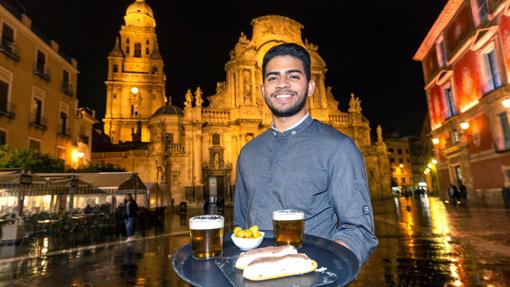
[1, 196, 509, 286]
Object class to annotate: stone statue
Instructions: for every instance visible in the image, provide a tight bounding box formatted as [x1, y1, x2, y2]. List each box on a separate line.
[348, 93, 362, 113]
[377, 125, 383, 143]
[243, 70, 252, 104]
[195, 87, 203, 107]
[213, 152, 220, 169]
[184, 89, 193, 107]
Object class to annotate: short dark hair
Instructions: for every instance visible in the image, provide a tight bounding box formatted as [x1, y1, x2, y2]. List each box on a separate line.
[262, 43, 311, 81]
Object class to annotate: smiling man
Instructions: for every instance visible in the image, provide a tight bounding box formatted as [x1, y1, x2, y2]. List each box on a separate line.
[233, 43, 378, 267]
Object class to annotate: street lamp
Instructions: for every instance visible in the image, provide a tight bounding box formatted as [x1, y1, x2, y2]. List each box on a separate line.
[460, 121, 470, 130]
[432, 137, 440, 145]
[502, 98, 510, 108]
[131, 87, 139, 94]
[431, 159, 438, 165]
[399, 163, 404, 168]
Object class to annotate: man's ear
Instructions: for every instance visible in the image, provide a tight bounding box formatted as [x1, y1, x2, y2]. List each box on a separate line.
[307, 80, 316, 97]
[260, 84, 265, 98]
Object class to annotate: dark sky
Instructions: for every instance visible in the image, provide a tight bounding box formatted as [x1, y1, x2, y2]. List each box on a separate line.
[16, 0, 446, 136]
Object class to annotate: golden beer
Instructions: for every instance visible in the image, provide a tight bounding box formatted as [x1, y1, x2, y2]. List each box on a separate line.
[272, 210, 304, 248]
[189, 215, 224, 260]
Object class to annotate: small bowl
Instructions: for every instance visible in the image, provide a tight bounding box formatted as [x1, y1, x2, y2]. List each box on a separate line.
[231, 231, 265, 251]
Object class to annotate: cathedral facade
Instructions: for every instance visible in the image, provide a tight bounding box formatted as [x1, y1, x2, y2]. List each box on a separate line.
[93, 0, 390, 206]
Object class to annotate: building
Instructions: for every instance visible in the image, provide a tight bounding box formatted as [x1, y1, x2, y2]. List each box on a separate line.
[414, 0, 510, 202]
[0, 0, 96, 168]
[93, 0, 391, 206]
[386, 136, 414, 192]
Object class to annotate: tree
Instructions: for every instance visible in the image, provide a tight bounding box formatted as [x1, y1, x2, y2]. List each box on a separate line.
[70, 161, 126, 172]
[0, 145, 64, 172]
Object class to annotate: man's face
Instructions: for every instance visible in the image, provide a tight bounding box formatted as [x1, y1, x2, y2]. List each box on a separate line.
[261, 55, 314, 118]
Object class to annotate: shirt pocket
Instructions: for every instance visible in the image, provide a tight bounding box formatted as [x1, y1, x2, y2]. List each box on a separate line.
[287, 168, 329, 211]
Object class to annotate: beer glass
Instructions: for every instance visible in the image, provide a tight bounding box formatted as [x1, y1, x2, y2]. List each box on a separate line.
[189, 215, 224, 260]
[272, 209, 304, 248]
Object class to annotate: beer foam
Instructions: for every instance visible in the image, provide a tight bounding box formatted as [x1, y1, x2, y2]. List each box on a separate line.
[272, 210, 304, 221]
[189, 216, 224, 230]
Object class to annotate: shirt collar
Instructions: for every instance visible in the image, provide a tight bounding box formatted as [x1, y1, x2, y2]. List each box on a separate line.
[271, 113, 312, 136]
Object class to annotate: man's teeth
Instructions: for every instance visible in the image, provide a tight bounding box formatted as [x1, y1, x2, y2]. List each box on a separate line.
[276, 94, 292, 98]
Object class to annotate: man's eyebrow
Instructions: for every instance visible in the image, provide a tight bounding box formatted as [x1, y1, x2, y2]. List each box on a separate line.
[265, 69, 304, 78]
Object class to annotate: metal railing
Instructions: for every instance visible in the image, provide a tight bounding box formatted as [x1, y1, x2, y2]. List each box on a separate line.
[61, 81, 74, 96]
[0, 40, 20, 61]
[0, 102, 15, 118]
[33, 64, 51, 81]
[57, 125, 72, 139]
[28, 113, 47, 131]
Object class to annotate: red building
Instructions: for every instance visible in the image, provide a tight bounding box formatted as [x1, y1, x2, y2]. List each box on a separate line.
[414, 0, 510, 202]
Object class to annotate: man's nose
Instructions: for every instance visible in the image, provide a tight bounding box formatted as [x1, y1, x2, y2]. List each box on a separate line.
[276, 76, 290, 88]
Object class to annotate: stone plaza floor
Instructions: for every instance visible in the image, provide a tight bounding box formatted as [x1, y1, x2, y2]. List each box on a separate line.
[0, 195, 509, 286]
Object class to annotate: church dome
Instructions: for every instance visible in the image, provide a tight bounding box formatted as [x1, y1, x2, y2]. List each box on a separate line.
[124, 0, 156, 28]
[151, 105, 184, 117]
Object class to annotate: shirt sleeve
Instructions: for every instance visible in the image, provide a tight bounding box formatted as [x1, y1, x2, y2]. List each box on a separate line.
[329, 138, 378, 266]
[233, 153, 248, 229]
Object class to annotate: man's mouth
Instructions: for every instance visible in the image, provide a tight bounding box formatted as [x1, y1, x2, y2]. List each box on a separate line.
[272, 91, 296, 103]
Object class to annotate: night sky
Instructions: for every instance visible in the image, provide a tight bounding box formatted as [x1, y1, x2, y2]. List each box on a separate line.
[15, 0, 446, 136]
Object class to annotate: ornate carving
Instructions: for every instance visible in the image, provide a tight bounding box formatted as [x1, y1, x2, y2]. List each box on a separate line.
[377, 125, 383, 143]
[348, 93, 362, 113]
[184, 89, 193, 107]
[243, 70, 252, 105]
[304, 38, 318, 52]
[195, 87, 203, 107]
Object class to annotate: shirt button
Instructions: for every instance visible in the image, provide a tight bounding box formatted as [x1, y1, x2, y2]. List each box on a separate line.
[273, 132, 276, 136]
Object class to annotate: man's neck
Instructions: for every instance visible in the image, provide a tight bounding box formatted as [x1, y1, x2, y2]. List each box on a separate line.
[273, 111, 308, 132]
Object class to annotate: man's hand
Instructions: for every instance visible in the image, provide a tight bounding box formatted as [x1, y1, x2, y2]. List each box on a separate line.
[335, 240, 352, 251]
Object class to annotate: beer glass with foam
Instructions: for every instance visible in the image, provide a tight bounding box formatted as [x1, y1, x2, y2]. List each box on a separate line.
[189, 215, 224, 260]
[272, 209, 304, 248]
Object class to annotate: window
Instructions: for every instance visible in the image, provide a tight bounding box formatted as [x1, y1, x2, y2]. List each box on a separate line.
[388, 148, 394, 153]
[28, 138, 41, 150]
[146, 39, 149, 45]
[125, 45, 130, 55]
[152, 66, 158, 74]
[499, 112, 510, 149]
[212, 133, 220, 145]
[113, 64, 118, 73]
[435, 37, 447, 66]
[1, 23, 14, 51]
[62, 70, 69, 84]
[130, 105, 138, 116]
[145, 47, 149, 55]
[390, 158, 395, 163]
[134, 43, 142, 57]
[36, 50, 46, 72]
[32, 97, 43, 125]
[481, 48, 502, 93]
[0, 129, 6, 145]
[473, 0, 488, 24]
[444, 86, 456, 118]
[402, 178, 406, 184]
[399, 158, 403, 164]
[405, 149, 409, 154]
[452, 129, 461, 144]
[59, 112, 67, 135]
[164, 133, 173, 144]
[397, 148, 402, 155]
[0, 79, 8, 113]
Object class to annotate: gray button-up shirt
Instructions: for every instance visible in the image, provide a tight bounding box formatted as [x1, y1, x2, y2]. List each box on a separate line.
[234, 116, 378, 265]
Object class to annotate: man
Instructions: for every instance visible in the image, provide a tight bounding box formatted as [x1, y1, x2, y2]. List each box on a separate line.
[233, 43, 378, 266]
[123, 193, 138, 242]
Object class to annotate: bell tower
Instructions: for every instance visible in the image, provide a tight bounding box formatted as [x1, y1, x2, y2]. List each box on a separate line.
[104, 0, 166, 143]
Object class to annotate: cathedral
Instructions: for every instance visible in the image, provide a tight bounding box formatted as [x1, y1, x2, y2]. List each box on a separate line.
[93, 0, 390, 207]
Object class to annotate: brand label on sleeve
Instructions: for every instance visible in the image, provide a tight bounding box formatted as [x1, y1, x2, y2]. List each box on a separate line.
[362, 205, 370, 215]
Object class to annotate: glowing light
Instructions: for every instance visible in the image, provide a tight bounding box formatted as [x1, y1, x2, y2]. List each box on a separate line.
[460, 121, 469, 130]
[427, 163, 433, 168]
[503, 98, 510, 108]
[71, 149, 85, 163]
[431, 159, 438, 165]
[399, 163, 404, 168]
[131, 87, 139, 94]
[432, 137, 440, 145]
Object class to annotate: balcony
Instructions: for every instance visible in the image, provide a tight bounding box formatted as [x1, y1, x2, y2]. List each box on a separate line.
[33, 65, 51, 81]
[0, 40, 20, 61]
[61, 81, 74, 97]
[28, 114, 47, 131]
[57, 126, 72, 139]
[0, 103, 15, 119]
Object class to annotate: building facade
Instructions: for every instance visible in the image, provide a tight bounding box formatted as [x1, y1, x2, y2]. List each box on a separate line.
[103, 0, 166, 144]
[414, 0, 510, 201]
[386, 137, 414, 192]
[0, 1, 95, 168]
[93, 1, 391, 206]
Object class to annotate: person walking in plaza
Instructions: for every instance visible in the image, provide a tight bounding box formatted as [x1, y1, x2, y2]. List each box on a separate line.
[233, 43, 378, 266]
[123, 194, 138, 242]
[448, 184, 459, 206]
[459, 181, 468, 206]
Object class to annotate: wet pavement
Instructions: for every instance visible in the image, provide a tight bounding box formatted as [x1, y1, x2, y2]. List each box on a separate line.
[1, 196, 510, 286]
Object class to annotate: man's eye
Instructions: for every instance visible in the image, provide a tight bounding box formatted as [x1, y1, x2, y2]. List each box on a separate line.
[267, 76, 277, 81]
[289, 75, 301, 79]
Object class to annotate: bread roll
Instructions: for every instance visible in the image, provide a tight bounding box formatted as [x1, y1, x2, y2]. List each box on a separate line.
[235, 245, 297, 270]
[243, 253, 318, 281]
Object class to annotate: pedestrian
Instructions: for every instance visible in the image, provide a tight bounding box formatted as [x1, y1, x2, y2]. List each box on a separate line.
[459, 181, 467, 205]
[233, 43, 378, 266]
[448, 184, 459, 206]
[123, 194, 138, 242]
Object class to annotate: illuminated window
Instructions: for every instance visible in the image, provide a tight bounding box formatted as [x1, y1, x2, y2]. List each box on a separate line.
[435, 36, 447, 66]
[444, 86, 456, 118]
[499, 112, 510, 149]
[134, 43, 142, 57]
[481, 48, 502, 93]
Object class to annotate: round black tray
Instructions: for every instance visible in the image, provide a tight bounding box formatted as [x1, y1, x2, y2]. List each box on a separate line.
[172, 232, 359, 287]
